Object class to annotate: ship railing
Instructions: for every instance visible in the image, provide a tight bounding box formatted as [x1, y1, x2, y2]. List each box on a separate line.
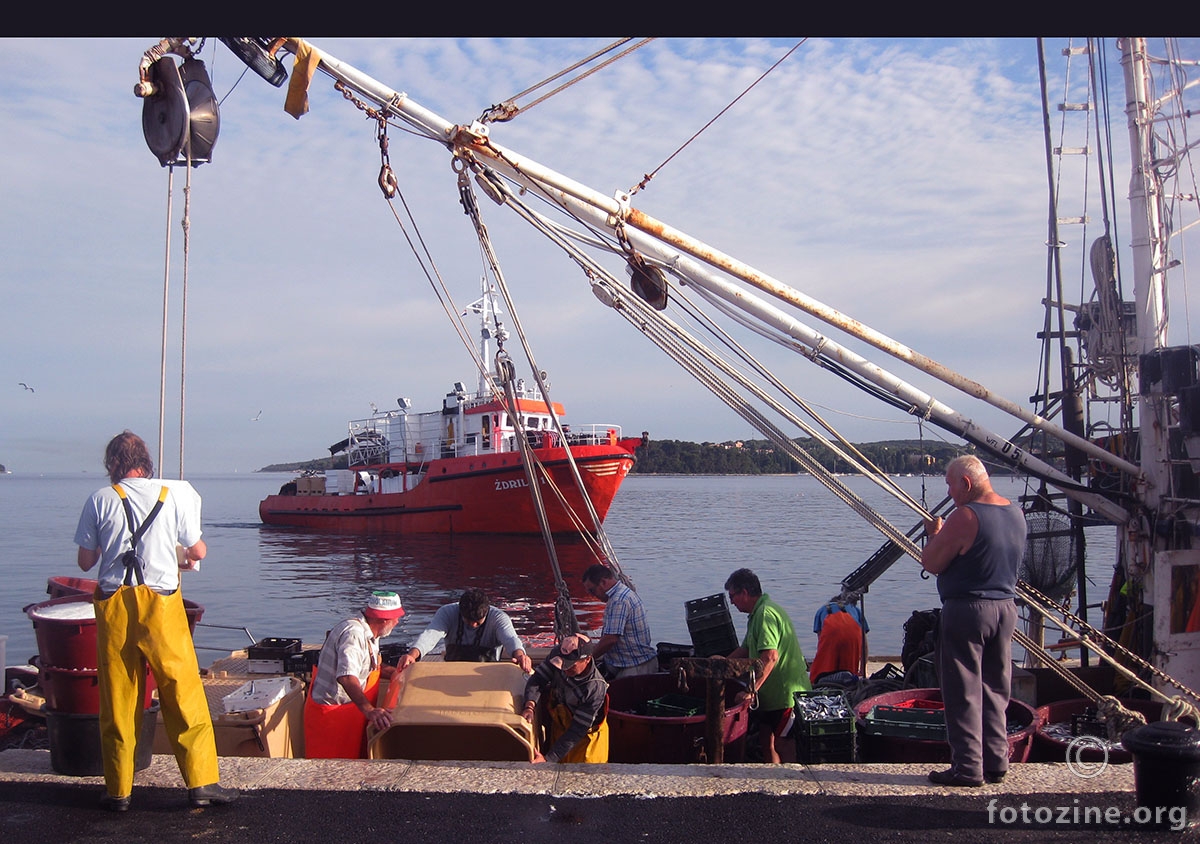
[563, 424, 622, 447]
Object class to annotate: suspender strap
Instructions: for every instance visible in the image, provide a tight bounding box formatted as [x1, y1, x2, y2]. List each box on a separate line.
[112, 484, 169, 587]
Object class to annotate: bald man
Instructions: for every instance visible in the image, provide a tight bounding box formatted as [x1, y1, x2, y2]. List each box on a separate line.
[921, 455, 1025, 788]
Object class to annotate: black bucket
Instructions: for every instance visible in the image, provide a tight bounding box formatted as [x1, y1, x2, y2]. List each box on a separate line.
[46, 702, 158, 777]
[1122, 720, 1200, 830]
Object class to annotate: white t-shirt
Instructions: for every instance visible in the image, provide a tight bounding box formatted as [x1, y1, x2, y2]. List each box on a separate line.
[74, 477, 203, 594]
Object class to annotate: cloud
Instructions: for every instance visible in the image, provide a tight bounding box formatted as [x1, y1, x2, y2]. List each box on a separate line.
[1, 37, 1194, 474]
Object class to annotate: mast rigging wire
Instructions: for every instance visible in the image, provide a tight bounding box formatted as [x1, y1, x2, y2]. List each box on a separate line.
[630, 39, 806, 197]
[479, 38, 654, 124]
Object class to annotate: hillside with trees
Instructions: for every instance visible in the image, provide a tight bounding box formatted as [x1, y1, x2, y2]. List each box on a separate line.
[259, 438, 981, 475]
[630, 438, 977, 475]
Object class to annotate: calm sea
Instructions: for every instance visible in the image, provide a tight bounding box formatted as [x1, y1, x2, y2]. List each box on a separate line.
[1, 472, 1110, 670]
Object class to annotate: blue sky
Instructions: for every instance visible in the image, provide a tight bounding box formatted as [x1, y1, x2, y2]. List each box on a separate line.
[2, 37, 1196, 475]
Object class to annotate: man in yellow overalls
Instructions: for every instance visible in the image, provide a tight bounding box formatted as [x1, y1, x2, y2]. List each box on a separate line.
[75, 431, 236, 812]
[520, 634, 609, 763]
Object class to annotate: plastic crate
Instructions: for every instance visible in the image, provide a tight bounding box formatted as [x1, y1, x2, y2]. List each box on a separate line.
[656, 642, 694, 672]
[796, 731, 856, 764]
[862, 703, 948, 740]
[247, 637, 301, 659]
[685, 594, 729, 621]
[685, 595, 738, 657]
[645, 694, 705, 718]
[793, 690, 855, 738]
[247, 637, 303, 674]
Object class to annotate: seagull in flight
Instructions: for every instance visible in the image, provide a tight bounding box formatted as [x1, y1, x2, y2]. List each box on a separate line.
[250, 410, 262, 422]
[18, 382, 34, 393]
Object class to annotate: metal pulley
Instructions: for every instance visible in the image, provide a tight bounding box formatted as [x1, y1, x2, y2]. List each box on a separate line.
[140, 57, 220, 167]
[379, 164, 398, 198]
[626, 255, 669, 311]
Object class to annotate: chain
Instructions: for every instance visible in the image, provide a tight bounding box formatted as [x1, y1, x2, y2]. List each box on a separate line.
[1018, 578, 1200, 703]
[329, 81, 398, 200]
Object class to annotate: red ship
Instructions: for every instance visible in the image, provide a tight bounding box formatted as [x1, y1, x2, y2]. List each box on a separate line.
[260, 286, 641, 535]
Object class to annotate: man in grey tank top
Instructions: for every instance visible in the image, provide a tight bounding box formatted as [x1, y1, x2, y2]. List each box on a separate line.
[920, 455, 1026, 787]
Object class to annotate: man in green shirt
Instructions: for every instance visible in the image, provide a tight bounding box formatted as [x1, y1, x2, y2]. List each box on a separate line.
[725, 568, 811, 763]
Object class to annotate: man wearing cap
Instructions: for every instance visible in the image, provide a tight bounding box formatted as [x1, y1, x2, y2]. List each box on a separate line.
[304, 590, 405, 759]
[395, 588, 532, 673]
[520, 634, 609, 763]
[581, 564, 658, 680]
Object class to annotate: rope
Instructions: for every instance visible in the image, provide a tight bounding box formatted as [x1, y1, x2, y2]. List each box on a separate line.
[1018, 578, 1200, 706]
[1095, 695, 1148, 741]
[630, 40, 806, 196]
[178, 143, 193, 479]
[157, 168, 175, 477]
[470, 163, 924, 558]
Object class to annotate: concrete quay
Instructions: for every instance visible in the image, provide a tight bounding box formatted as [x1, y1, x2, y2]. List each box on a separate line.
[4, 750, 1193, 843]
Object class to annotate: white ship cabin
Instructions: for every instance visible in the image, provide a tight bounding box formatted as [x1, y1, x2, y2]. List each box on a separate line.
[325, 381, 623, 495]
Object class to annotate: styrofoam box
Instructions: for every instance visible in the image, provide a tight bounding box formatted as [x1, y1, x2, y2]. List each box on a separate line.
[222, 677, 292, 713]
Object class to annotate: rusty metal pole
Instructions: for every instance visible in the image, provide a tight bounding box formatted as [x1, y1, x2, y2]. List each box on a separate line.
[675, 657, 761, 764]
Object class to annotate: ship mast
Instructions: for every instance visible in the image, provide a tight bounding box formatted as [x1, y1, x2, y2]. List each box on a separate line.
[1122, 38, 1171, 511]
[1118, 38, 1200, 691]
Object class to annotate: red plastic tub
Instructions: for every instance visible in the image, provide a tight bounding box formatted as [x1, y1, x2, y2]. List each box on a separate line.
[34, 656, 155, 714]
[607, 673, 750, 763]
[854, 687, 1037, 764]
[1032, 698, 1180, 764]
[26, 595, 98, 670]
[36, 578, 205, 637]
[46, 575, 100, 599]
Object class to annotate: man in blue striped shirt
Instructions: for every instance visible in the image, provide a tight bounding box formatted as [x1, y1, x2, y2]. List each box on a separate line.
[582, 564, 658, 679]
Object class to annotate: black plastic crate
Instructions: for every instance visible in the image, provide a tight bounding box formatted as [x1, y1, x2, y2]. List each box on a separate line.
[284, 648, 321, 676]
[796, 731, 856, 764]
[379, 642, 412, 667]
[690, 625, 738, 658]
[685, 594, 738, 657]
[686, 594, 730, 621]
[656, 642, 694, 672]
[247, 637, 302, 660]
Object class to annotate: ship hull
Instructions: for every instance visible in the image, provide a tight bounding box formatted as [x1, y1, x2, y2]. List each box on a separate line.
[259, 444, 634, 535]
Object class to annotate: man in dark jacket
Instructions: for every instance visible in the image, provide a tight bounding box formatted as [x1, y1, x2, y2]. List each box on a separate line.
[520, 634, 608, 763]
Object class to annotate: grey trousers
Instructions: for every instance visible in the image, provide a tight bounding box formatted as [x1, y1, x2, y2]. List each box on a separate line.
[936, 598, 1016, 779]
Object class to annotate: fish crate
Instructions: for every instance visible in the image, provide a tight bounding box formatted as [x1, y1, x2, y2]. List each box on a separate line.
[246, 637, 302, 674]
[796, 731, 856, 764]
[685, 594, 739, 658]
[793, 690, 855, 738]
[644, 694, 705, 718]
[863, 702, 947, 740]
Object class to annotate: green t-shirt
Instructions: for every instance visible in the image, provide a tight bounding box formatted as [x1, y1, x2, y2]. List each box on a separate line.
[743, 593, 810, 710]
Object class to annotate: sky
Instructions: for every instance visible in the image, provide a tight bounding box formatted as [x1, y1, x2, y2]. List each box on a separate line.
[2, 37, 1198, 475]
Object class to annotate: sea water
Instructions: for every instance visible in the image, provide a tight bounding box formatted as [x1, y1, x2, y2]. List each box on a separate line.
[0, 472, 1111, 671]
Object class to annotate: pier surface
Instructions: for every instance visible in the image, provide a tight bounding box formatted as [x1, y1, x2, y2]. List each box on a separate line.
[3, 750, 1191, 842]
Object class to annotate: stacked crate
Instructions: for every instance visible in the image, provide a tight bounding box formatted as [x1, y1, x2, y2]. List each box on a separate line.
[685, 594, 739, 658]
[793, 689, 856, 763]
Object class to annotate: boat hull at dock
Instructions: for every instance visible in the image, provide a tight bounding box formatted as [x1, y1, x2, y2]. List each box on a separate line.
[258, 444, 634, 535]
